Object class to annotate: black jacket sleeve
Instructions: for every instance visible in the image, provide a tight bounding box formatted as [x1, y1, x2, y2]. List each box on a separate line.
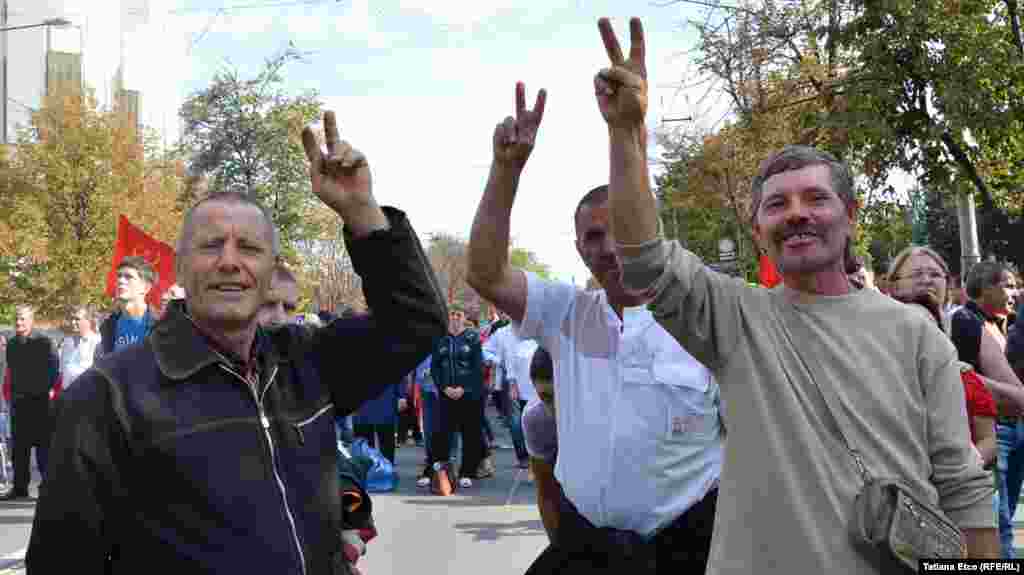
[26, 368, 126, 574]
[313, 207, 447, 416]
[46, 337, 59, 388]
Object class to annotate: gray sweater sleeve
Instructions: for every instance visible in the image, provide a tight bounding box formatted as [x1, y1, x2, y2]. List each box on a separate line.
[620, 238, 748, 371]
[920, 327, 997, 529]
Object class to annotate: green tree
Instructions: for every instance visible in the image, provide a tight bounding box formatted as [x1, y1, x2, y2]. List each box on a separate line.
[839, 0, 1024, 269]
[178, 46, 326, 259]
[661, 0, 1024, 271]
[510, 246, 553, 280]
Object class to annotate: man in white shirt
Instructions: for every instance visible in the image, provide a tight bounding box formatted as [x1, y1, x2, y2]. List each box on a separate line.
[466, 81, 722, 573]
[59, 306, 102, 389]
[482, 320, 530, 467]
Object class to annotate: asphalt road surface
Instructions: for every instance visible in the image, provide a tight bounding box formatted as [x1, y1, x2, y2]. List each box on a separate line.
[0, 432, 547, 575]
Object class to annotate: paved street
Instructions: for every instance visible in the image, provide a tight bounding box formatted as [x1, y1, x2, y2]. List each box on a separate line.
[0, 428, 548, 575]
[6, 440, 1024, 572]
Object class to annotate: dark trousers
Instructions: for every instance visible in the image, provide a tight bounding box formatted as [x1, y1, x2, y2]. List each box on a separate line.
[525, 485, 718, 574]
[480, 394, 494, 460]
[10, 398, 52, 493]
[353, 423, 396, 465]
[431, 394, 484, 479]
[397, 409, 421, 443]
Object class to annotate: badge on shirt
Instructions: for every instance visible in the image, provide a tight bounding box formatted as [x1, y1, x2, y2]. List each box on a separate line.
[672, 415, 686, 436]
[669, 413, 709, 439]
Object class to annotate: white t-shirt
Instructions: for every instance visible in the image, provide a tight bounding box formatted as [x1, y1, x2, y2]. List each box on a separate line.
[60, 332, 101, 388]
[517, 271, 723, 536]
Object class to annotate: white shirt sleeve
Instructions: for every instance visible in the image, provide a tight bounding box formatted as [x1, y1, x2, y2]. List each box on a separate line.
[482, 332, 500, 364]
[515, 271, 577, 356]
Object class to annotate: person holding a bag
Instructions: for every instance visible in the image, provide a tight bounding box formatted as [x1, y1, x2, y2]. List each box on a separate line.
[598, 15, 998, 571]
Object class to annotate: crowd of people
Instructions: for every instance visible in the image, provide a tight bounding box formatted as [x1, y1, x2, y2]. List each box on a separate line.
[0, 14, 1021, 575]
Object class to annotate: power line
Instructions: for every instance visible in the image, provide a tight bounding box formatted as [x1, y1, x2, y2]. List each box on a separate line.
[170, 0, 340, 16]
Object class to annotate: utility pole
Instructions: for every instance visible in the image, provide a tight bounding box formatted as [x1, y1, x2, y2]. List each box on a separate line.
[956, 191, 982, 276]
[2, 0, 8, 144]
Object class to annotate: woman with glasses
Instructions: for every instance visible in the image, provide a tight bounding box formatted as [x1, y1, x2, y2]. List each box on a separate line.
[886, 247, 1024, 467]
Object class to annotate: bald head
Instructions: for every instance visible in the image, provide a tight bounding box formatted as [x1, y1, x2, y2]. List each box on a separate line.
[258, 264, 300, 327]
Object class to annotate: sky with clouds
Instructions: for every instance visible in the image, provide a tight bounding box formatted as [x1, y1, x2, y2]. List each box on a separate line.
[12, 0, 733, 285]
[140, 0, 731, 285]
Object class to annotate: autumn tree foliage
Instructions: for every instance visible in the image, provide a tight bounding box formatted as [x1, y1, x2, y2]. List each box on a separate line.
[658, 0, 1024, 274]
[0, 92, 184, 321]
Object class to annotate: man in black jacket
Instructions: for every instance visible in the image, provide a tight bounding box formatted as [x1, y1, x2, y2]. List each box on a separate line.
[27, 110, 447, 575]
[2, 306, 58, 501]
[429, 303, 485, 489]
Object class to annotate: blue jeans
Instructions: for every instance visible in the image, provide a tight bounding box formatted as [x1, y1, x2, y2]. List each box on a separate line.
[996, 421, 1024, 558]
[492, 385, 527, 461]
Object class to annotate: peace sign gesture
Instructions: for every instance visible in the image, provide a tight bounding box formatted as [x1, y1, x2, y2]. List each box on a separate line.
[301, 110, 373, 215]
[493, 82, 547, 172]
[595, 17, 647, 128]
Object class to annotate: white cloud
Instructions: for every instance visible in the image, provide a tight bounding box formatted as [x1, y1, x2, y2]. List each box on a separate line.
[147, 1, 717, 283]
[316, 38, 694, 284]
[398, 0, 522, 28]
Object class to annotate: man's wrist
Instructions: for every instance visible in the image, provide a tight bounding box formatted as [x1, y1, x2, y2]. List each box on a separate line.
[608, 124, 647, 148]
[490, 161, 524, 184]
[337, 199, 389, 238]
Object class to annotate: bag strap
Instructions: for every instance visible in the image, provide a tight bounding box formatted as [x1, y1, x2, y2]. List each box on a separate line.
[772, 295, 873, 484]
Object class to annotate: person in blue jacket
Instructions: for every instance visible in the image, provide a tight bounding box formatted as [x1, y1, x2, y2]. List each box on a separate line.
[353, 364, 409, 465]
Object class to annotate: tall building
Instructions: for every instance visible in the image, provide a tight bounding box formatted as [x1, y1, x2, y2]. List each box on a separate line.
[1, 0, 152, 143]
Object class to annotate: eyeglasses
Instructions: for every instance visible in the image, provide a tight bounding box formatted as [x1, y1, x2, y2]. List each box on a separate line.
[893, 270, 947, 282]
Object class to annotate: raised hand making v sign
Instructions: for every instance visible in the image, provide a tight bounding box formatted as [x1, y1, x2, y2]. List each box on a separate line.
[597, 17, 659, 257]
[494, 82, 547, 171]
[595, 17, 647, 129]
[466, 82, 547, 323]
[301, 110, 389, 237]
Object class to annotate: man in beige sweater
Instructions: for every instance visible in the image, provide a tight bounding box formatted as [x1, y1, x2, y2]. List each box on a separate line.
[594, 15, 998, 571]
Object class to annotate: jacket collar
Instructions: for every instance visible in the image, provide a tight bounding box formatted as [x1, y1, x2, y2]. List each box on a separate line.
[151, 300, 278, 382]
[966, 300, 1008, 333]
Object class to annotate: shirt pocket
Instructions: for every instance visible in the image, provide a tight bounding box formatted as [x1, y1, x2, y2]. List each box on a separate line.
[651, 362, 718, 442]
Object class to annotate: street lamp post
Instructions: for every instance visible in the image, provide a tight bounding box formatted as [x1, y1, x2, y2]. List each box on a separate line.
[0, 4, 72, 144]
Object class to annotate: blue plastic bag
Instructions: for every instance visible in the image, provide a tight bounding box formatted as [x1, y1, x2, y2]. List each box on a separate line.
[348, 438, 397, 493]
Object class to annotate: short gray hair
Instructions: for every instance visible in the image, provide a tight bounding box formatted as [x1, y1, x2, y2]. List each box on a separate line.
[15, 305, 34, 317]
[966, 261, 1010, 300]
[750, 145, 856, 224]
[73, 305, 99, 330]
[176, 191, 281, 257]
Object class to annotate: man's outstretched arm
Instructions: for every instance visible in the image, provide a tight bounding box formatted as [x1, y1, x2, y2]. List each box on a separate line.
[592, 17, 744, 370]
[594, 17, 659, 270]
[301, 111, 448, 410]
[467, 82, 547, 323]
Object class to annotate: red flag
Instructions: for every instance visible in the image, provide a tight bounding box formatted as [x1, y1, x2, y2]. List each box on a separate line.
[106, 215, 176, 307]
[758, 254, 782, 288]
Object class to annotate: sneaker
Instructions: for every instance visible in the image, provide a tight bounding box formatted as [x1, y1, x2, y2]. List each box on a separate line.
[458, 477, 473, 489]
[416, 476, 431, 488]
[476, 457, 496, 479]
